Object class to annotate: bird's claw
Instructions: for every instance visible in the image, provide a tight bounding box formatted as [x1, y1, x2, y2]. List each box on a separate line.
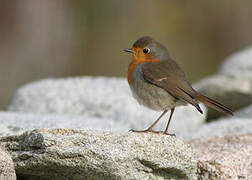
[129, 129, 176, 137]
[129, 129, 161, 133]
[163, 132, 176, 137]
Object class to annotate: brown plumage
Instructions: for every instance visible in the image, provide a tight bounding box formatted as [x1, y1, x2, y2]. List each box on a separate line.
[124, 36, 233, 135]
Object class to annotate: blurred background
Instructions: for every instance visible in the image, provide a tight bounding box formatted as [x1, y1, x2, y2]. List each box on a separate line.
[0, 0, 252, 109]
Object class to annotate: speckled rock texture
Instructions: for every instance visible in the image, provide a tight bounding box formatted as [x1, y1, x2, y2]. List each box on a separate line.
[0, 147, 16, 180]
[195, 47, 252, 120]
[7, 77, 206, 135]
[187, 134, 252, 180]
[0, 129, 198, 180]
[182, 118, 252, 140]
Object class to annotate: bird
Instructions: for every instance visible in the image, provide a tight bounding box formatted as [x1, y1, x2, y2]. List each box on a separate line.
[123, 36, 233, 135]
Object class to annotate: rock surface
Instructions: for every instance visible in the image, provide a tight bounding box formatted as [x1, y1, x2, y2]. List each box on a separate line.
[0, 147, 16, 180]
[0, 111, 126, 136]
[7, 77, 206, 134]
[182, 118, 252, 140]
[0, 129, 198, 180]
[219, 46, 252, 78]
[187, 134, 252, 179]
[0, 110, 206, 137]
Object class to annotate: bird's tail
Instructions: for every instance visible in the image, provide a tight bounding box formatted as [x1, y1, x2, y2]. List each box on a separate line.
[195, 93, 233, 115]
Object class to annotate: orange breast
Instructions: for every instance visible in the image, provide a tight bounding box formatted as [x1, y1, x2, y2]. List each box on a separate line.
[127, 58, 159, 84]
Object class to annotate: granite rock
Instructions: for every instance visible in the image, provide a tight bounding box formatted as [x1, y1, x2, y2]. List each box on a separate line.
[0, 147, 16, 180]
[187, 134, 252, 179]
[0, 129, 198, 180]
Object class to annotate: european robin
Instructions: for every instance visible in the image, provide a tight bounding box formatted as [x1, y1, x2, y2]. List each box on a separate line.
[124, 36, 233, 135]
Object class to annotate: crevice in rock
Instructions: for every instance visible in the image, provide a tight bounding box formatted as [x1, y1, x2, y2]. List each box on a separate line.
[137, 159, 188, 179]
[17, 174, 50, 180]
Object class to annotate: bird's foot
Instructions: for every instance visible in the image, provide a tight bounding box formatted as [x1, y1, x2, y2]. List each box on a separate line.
[129, 129, 176, 137]
[163, 132, 176, 137]
[129, 129, 161, 134]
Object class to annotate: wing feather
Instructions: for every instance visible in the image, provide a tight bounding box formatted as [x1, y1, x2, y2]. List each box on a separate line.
[142, 60, 203, 113]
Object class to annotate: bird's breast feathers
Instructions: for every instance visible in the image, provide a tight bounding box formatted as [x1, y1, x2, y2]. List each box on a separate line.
[127, 59, 159, 84]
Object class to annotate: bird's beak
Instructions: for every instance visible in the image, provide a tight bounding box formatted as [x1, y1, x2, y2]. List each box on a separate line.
[123, 48, 135, 54]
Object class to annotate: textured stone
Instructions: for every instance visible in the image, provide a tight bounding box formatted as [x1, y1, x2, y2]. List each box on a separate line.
[0, 129, 198, 180]
[182, 118, 252, 140]
[187, 134, 252, 179]
[0, 147, 16, 180]
[7, 77, 206, 134]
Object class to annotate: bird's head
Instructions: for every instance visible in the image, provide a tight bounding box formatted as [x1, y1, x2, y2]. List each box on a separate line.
[124, 36, 170, 62]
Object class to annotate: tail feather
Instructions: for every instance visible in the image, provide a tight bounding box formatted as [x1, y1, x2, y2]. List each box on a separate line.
[196, 93, 233, 116]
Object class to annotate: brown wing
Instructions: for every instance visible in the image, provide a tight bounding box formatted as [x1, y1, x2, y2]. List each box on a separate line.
[142, 60, 203, 113]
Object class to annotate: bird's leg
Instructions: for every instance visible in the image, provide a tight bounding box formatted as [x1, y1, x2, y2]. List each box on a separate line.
[163, 108, 176, 136]
[130, 109, 168, 133]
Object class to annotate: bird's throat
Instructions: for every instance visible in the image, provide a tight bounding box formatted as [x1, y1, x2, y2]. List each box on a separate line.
[127, 58, 159, 84]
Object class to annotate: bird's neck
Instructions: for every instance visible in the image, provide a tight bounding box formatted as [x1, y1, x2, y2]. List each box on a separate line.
[127, 57, 159, 84]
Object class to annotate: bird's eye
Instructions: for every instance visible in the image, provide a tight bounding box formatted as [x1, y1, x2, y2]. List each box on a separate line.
[143, 48, 150, 54]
